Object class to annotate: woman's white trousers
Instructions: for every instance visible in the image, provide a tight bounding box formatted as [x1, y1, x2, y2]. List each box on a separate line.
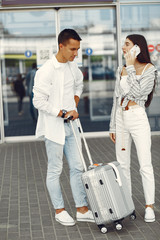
[115, 106, 155, 205]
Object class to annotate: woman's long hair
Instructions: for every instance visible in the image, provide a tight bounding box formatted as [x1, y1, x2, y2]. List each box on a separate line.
[126, 34, 157, 107]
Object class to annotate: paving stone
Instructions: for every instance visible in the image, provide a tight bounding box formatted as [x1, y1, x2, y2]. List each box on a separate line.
[19, 237, 31, 240]
[7, 232, 20, 240]
[31, 230, 44, 238]
[119, 236, 133, 240]
[0, 136, 160, 240]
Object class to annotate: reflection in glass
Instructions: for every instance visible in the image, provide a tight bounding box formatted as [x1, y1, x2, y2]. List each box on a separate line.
[120, 0, 155, 2]
[0, 10, 56, 137]
[121, 4, 160, 131]
[60, 8, 117, 131]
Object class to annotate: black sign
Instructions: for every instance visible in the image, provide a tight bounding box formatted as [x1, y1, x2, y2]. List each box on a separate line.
[2, 0, 114, 6]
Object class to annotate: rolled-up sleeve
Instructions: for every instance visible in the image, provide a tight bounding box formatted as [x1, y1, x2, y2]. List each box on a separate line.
[73, 65, 83, 98]
[109, 68, 121, 133]
[109, 90, 117, 133]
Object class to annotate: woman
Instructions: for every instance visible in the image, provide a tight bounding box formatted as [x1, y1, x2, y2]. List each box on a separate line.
[109, 34, 157, 223]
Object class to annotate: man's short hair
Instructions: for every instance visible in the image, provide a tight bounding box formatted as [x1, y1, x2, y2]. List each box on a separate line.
[58, 29, 82, 45]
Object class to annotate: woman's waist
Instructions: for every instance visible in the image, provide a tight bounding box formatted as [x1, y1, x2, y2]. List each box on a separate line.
[120, 98, 142, 111]
[121, 98, 137, 108]
[128, 100, 137, 107]
[117, 103, 143, 113]
[127, 100, 139, 108]
[121, 104, 141, 111]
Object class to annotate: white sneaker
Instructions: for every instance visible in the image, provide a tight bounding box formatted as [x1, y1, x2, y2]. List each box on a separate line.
[76, 210, 95, 223]
[55, 210, 76, 226]
[144, 207, 155, 223]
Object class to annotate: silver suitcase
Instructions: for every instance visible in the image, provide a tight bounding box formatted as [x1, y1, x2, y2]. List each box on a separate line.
[70, 118, 136, 233]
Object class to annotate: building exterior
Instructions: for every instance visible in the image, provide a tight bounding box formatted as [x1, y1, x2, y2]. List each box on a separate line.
[0, 0, 160, 143]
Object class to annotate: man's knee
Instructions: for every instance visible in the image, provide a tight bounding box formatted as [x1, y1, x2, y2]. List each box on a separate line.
[70, 162, 84, 173]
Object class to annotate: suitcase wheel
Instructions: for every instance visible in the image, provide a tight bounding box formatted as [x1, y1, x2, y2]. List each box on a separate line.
[98, 224, 107, 234]
[115, 222, 123, 231]
[130, 210, 136, 220]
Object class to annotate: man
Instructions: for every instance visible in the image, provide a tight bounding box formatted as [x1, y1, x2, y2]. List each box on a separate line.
[33, 29, 94, 226]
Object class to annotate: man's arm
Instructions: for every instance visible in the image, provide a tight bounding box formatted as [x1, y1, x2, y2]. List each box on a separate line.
[74, 95, 80, 108]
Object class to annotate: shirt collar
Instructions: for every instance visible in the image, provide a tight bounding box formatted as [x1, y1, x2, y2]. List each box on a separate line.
[52, 54, 69, 69]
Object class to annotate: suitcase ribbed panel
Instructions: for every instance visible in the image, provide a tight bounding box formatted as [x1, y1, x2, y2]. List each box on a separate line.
[82, 162, 135, 225]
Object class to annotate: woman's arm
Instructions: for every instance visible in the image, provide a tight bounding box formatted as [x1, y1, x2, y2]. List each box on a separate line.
[109, 68, 120, 134]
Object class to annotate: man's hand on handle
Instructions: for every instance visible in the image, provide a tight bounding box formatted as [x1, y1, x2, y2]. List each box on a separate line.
[65, 110, 79, 120]
[57, 110, 79, 120]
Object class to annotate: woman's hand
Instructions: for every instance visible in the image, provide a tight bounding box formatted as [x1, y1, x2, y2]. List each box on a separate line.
[109, 133, 116, 144]
[124, 50, 136, 67]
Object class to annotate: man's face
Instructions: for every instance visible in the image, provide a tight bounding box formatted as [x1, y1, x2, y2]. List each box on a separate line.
[59, 38, 80, 62]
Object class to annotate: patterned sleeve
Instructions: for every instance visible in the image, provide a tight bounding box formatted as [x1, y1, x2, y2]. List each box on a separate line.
[125, 65, 156, 97]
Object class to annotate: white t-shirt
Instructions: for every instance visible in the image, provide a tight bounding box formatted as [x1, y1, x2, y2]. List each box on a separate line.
[120, 75, 141, 94]
[59, 62, 76, 111]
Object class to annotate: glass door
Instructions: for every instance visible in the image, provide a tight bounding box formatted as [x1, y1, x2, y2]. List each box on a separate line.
[59, 7, 117, 132]
[121, 3, 160, 131]
[0, 62, 4, 143]
[0, 10, 56, 137]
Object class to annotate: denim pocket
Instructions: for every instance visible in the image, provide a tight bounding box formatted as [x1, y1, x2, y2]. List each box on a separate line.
[132, 107, 147, 120]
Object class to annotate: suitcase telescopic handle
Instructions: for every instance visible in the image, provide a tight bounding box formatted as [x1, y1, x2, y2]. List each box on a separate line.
[108, 163, 122, 187]
[76, 118, 94, 166]
[69, 119, 88, 172]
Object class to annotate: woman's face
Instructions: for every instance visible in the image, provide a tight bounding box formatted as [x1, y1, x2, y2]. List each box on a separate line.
[122, 38, 134, 56]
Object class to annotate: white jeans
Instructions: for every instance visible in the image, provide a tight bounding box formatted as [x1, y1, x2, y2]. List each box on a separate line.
[115, 106, 155, 205]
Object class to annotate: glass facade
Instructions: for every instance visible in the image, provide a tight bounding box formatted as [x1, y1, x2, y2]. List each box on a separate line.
[0, 10, 56, 139]
[121, 4, 160, 131]
[120, 0, 153, 2]
[60, 8, 117, 132]
[0, 1, 160, 142]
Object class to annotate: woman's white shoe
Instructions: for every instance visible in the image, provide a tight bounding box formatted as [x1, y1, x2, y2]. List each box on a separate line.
[144, 207, 155, 223]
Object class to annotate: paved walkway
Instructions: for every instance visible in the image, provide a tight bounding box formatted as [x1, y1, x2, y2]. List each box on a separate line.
[0, 135, 160, 240]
